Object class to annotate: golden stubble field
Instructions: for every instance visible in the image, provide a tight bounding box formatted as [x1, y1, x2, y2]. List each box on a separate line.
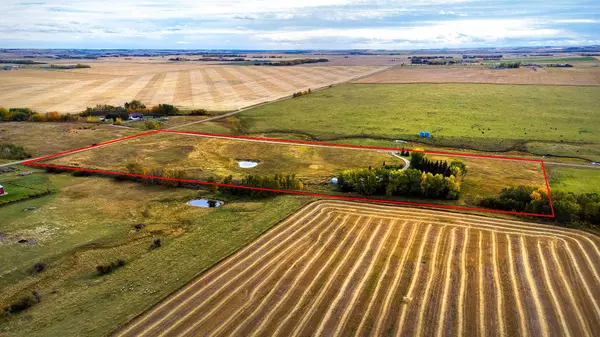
[0, 59, 387, 112]
[115, 200, 600, 337]
[356, 65, 600, 86]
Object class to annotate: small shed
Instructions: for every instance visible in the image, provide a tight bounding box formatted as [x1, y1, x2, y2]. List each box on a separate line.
[0, 184, 5, 196]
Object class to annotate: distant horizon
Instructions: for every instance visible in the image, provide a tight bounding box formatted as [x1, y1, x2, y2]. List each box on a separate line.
[2, 45, 599, 52]
[2, 1, 598, 49]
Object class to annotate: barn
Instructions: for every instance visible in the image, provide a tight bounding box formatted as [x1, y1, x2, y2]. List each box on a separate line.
[0, 184, 5, 196]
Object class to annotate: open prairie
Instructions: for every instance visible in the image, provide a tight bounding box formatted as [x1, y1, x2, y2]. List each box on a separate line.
[190, 83, 600, 161]
[115, 200, 600, 337]
[356, 65, 600, 86]
[43, 132, 548, 203]
[0, 61, 385, 112]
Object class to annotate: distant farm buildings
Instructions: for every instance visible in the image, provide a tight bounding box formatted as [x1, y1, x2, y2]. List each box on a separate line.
[0, 184, 5, 196]
[3, 65, 21, 70]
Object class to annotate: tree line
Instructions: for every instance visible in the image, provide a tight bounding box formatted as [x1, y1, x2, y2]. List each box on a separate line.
[477, 185, 600, 228]
[337, 155, 465, 200]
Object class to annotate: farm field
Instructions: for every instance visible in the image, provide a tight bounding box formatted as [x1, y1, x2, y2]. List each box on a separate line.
[0, 62, 386, 112]
[547, 166, 600, 194]
[0, 122, 138, 157]
[356, 66, 600, 86]
[116, 200, 600, 337]
[42, 132, 548, 204]
[186, 83, 600, 160]
[0, 171, 309, 337]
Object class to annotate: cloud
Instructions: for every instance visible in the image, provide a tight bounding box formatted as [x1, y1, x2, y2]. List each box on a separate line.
[0, 0, 598, 48]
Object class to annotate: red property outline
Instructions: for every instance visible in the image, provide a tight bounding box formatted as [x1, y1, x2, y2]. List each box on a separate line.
[22, 130, 555, 218]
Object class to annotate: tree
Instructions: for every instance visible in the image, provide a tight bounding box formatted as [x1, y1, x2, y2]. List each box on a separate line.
[124, 100, 146, 111]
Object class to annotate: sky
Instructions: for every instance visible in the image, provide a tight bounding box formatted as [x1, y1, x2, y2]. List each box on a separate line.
[1, 0, 599, 50]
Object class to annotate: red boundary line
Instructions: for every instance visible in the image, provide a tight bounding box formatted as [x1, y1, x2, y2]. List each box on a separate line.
[22, 130, 555, 218]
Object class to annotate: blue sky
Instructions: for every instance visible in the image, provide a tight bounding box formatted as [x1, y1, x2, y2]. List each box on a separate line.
[1, 0, 599, 49]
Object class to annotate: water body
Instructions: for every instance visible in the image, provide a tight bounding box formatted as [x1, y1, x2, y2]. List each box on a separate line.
[238, 160, 259, 168]
[188, 199, 222, 208]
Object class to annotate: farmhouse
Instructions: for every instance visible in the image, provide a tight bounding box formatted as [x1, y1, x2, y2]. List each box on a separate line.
[129, 112, 144, 121]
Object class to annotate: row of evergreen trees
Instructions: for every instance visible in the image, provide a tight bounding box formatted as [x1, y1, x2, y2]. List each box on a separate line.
[410, 151, 467, 178]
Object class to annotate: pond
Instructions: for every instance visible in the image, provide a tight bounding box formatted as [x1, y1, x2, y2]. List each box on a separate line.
[238, 160, 259, 168]
[187, 199, 223, 208]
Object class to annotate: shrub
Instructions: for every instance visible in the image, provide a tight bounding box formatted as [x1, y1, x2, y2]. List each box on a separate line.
[150, 238, 162, 249]
[86, 116, 100, 123]
[96, 259, 126, 275]
[114, 117, 123, 125]
[0, 143, 32, 160]
[190, 109, 208, 116]
[145, 120, 160, 130]
[3, 291, 41, 314]
[33, 262, 47, 273]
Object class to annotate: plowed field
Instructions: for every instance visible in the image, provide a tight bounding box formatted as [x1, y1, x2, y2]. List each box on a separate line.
[115, 201, 600, 337]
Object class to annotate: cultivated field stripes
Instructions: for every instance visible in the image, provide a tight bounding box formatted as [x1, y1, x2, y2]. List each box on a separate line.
[204, 68, 243, 108]
[115, 202, 333, 337]
[232, 67, 288, 94]
[150, 71, 179, 105]
[1, 66, 383, 112]
[156, 209, 341, 337]
[173, 212, 353, 337]
[114, 201, 600, 337]
[134, 73, 166, 104]
[48, 77, 128, 112]
[20, 80, 96, 109]
[211, 213, 355, 337]
[189, 70, 216, 106]
[107, 74, 154, 107]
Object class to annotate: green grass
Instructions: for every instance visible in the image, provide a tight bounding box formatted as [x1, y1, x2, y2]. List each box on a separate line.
[0, 172, 310, 337]
[0, 171, 54, 206]
[547, 166, 600, 194]
[181, 83, 600, 160]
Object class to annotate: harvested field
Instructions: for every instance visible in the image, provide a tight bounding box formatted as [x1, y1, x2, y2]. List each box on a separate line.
[356, 66, 600, 86]
[115, 200, 600, 337]
[0, 64, 385, 112]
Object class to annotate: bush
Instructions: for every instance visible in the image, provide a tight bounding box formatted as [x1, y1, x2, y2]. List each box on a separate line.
[3, 291, 41, 314]
[190, 109, 208, 116]
[0, 143, 32, 160]
[96, 259, 126, 275]
[145, 120, 160, 130]
[114, 117, 123, 125]
[150, 238, 161, 249]
[33, 262, 47, 273]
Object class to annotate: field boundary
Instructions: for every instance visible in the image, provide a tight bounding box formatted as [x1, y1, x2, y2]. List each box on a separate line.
[22, 130, 555, 218]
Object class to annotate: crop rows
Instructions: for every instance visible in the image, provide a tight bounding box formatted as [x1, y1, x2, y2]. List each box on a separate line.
[115, 201, 600, 337]
[0, 66, 384, 112]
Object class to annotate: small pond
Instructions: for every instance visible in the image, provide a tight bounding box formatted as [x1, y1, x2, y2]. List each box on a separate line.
[188, 199, 223, 208]
[238, 160, 259, 168]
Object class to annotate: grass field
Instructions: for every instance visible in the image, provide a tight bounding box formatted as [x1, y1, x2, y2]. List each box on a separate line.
[547, 166, 600, 194]
[43, 132, 548, 206]
[0, 122, 138, 157]
[0, 171, 309, 337]
[0, 62, 385, 112]
[115, 200, 600, 337]
[0, 170, 53, 206]
[181, 83, 600, 160]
